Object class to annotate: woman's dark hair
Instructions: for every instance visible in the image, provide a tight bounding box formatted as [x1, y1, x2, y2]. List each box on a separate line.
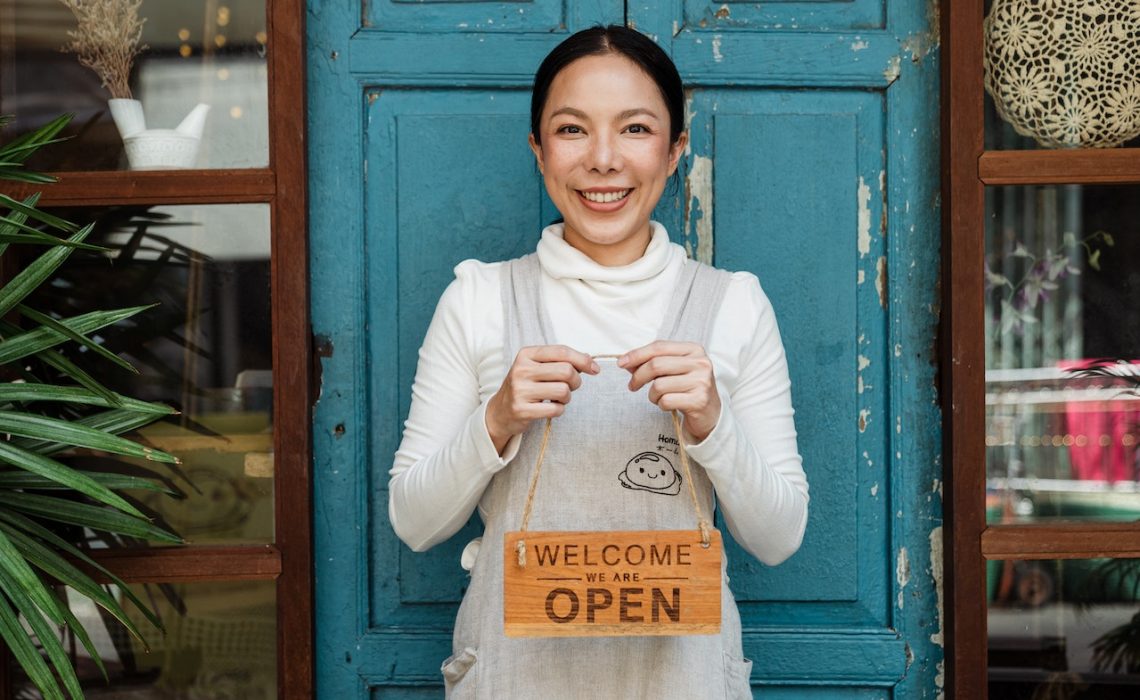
[530, 25, 684, 146]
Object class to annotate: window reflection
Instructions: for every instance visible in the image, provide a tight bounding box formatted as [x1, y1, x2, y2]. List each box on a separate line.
[985, 186, 1140, 524]
[12, 580, 276, 699]
[0, 0, 268, 171]
[29, 204, 274, 545]
[988, 557, 1140, 699]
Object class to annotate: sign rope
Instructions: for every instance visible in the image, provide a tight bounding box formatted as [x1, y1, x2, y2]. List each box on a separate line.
[516, 355, 712, 566]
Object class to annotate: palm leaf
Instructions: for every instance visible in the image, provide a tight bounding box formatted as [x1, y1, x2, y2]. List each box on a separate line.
[0, 384, 174, 414]
[0, 195, 80, 234]
[0, 305, 152, 366]
[0, 440, 146, 516]
[0, 114, 72, 166]
[0, 411, 179, 464]
[0, 222, 94, 319]
[0, 520, 148, 655]
[0, 566, 84, 700]
[0, 469, 176, 495]
[0, 509, 163, 631]
[14, 408, 165, 457]
[17, 304, 139, 374]
[0, 492, 181, 543]
[0, 595, 65, 700]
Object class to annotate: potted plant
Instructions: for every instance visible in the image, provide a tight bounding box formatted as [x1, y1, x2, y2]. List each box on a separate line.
[59, 0, 210, 170]
[0, 114, 182, 699]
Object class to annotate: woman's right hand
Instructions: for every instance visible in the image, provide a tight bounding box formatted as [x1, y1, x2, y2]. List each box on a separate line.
[485, 345, 599, 454]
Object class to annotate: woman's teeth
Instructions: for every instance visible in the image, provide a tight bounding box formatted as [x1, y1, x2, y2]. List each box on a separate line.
[581, 189, 631, 203]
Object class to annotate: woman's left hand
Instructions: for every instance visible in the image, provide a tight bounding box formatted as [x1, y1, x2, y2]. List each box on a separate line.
[618, 341, 721, 443]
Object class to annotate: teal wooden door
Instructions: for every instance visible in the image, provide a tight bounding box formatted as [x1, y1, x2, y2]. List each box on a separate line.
[309, 1, 943, 697]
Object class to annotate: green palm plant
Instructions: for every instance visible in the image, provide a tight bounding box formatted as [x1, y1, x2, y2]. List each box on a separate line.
[0, 114, 181, 699]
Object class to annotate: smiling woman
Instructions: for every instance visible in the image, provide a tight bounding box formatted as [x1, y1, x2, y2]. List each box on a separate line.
[388, 24, 810, 700]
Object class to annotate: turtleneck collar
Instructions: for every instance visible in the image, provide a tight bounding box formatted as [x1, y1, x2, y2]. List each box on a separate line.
[535, 221, 675, 283]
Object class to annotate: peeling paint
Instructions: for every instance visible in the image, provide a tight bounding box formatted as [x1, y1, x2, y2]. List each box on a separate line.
[894, 343, 902, 357]
[871, 482, 879, 496]
[712, 34, 724, 63]
[857, 269, 865, 285]
[857, 177, 872, 257]
[883, 55, 901, 84]
[858, 355, 871, 371]
[686, 155, 714, 264]
[683, 91, 696, 157]
[876, 256, 888, 309]
[902, 0, 942, 63]
[896, 547, 911, 609]
[715, 4, 730, 19]
[850, 39, 869, 51]
[930, 526, 944, 649]
[858, 408, 870, 433]
[857, 376, 864, 394]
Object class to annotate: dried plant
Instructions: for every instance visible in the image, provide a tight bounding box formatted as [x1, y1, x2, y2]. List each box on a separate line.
[59, 0, 148, 100]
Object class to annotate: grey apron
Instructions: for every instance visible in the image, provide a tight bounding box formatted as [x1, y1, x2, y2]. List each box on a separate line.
[443, 254, 753, 699]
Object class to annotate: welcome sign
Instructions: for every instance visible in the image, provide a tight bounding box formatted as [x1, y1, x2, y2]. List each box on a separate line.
[503, 530, 722, 637]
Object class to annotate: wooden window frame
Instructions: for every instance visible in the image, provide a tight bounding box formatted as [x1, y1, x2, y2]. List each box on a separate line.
[0, 1, 312, 697]
[941, 1, 1140, 698]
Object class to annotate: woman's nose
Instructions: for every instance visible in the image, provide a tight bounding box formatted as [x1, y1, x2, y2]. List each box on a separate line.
[585, 133, 621, 173]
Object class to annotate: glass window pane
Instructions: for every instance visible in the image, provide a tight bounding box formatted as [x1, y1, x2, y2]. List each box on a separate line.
[985, 185, 1140, 524]
[1, 0, 268, 171]
[982, 0, 1140, 151]
[988, 557, 1140, 699]
[29, 203, 274, 545]
[11, 579, 277, 699]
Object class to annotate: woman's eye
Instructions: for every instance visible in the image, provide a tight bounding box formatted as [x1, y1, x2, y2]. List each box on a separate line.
[626, 124, 650, 134]
[557, 125, 582, 134]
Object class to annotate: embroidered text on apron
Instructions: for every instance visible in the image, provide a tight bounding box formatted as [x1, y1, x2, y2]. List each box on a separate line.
[442, 254, 753, 699]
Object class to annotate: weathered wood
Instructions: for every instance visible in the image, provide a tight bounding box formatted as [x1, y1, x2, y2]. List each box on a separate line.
[982, 524, 1140, 559]
[78, 545, 281, 583]
[942, 0, 989, 698]
[0, 169, 275, 206]
[980, 149, 1140, 185]
[503, 530, 722, 638]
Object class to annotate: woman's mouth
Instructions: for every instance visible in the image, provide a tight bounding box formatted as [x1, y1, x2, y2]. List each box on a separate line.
[577, 188, 632, 211]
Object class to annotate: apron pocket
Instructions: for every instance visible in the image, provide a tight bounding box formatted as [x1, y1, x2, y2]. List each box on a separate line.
[441, 647, 478, 696]
[722, 652, 753, 700]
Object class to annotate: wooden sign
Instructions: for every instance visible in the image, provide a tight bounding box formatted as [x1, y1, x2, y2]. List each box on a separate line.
[503, 529, 722, 638]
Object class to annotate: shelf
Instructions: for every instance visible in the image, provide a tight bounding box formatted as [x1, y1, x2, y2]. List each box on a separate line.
[1, 169, 275, 206]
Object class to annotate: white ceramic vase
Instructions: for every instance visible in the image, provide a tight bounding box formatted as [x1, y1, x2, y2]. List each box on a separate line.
[108, 98, 211, 169]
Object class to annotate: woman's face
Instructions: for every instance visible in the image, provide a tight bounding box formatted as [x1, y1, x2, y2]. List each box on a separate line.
[529, 53, 687, 266]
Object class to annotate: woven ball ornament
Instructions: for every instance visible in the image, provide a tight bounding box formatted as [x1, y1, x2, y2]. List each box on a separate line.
[983, 0, 1140, 148]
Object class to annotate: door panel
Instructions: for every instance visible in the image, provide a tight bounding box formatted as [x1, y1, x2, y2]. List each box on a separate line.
[310, 0, 942, 696]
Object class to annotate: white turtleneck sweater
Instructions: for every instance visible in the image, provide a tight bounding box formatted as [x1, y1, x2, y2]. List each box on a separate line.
[389, 222, 809, 567]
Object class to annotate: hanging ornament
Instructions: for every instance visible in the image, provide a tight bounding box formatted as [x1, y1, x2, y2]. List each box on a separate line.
[983, 0, 1140, 148]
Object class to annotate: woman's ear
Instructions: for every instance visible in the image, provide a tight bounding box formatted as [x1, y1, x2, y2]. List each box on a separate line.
[668, 132, 689, 175]
[528, 133, 545, 175]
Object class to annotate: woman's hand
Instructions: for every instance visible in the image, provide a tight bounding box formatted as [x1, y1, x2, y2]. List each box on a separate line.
[619, 341, 721, 443]
[486, 345, 599, 454]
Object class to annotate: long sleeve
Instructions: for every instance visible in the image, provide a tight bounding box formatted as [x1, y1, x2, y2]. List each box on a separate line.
[686, 272, 810, 566]
[388, 261, 519, 552]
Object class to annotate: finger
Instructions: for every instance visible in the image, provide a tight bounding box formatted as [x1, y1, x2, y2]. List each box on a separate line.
[528, 344, 600, 374]
[618, 340, 701, 371]
[646, 375, 695, 405]
[628, 356, 701, 392]
[520, 382, 574, 406]
[522, 361, 584, 391]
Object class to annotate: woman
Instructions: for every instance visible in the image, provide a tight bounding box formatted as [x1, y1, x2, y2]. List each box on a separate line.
[389, 25, 809, 698]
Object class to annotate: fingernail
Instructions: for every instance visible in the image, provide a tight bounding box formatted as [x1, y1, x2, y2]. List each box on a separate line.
[591, 361, 600, 373]
[617, 354, 629, 367]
